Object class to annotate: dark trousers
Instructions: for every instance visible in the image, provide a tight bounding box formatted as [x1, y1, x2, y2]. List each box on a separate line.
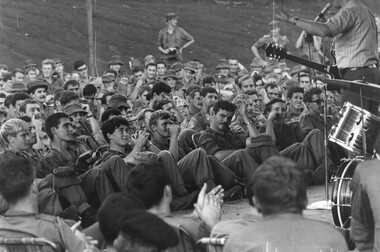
[351, 160, 380, 252]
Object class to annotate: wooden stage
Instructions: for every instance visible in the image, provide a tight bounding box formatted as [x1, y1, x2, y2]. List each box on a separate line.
[221, 183, 336, 225]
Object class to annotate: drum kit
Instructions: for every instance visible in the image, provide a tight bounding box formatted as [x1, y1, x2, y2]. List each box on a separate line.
[322, 79, 380, 232]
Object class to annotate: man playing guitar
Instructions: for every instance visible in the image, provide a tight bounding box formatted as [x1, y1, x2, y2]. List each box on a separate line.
[276, 0, 380, 114]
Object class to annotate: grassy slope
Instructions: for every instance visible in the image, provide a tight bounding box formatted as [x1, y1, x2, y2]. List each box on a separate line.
[0, 0, 378, 74]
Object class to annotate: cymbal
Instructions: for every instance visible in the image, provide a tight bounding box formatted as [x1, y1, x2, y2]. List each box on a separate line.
[324, 79, 380, 102]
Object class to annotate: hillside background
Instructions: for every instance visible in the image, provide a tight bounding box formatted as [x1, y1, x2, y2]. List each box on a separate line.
[0, 0, 379, 75]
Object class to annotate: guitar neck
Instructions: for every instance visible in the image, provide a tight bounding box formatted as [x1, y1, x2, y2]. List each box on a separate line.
[284, 54, 329, 74]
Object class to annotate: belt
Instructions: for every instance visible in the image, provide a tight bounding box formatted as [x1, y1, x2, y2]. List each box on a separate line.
[340, 63, 378, 77]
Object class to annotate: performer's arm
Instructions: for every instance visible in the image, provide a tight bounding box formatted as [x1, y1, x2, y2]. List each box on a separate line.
[277, 9, 332, 37]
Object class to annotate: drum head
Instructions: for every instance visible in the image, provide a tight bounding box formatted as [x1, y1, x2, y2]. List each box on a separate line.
[331, 159, 362, 227]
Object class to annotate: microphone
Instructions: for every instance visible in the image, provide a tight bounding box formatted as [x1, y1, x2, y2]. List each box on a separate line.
[315, 3, 332, 22]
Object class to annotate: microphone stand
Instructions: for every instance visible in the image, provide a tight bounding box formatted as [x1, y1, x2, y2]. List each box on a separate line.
[307, 85, 332, 210]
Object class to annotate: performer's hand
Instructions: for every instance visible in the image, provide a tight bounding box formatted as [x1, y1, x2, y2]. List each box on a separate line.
[260, 60, 269, 68]
[276, 9, 293, 24]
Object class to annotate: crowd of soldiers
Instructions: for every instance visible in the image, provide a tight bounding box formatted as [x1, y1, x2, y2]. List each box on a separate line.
[0, 11, 370, 252]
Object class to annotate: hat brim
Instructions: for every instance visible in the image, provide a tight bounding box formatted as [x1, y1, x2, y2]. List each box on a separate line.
[108, 61, 124, 65]
[184, 67, 196, 72]
[27, 84, 48, 93]
[163, 75, 178, 79]
[108, 102, 130, 110]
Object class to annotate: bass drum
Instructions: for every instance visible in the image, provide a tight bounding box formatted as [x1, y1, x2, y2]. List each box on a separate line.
[331, 158, 363, 228]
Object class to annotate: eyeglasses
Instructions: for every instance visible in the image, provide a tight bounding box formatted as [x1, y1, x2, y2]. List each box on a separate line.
[268, 92, 279, 96]
[311, 99, 324, 104]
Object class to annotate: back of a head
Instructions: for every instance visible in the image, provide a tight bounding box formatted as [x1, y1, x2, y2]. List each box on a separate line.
[83, 84, 97, 97]
[126, 163, 170, 209]
[115, 209, 179, 252]
[151, 81, 171, 97]
[101, 109, 122, 123]
[98, 192, 144, 245]
[60, 91, 80, 107]
[0, 157, 35, 204]
[246, 156, 307, 215]
[11, 92, 30, 107]
[152, 99, 171, 111]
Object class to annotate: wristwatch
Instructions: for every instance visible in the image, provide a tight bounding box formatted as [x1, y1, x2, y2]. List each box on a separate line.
[244, 120, 253, 125]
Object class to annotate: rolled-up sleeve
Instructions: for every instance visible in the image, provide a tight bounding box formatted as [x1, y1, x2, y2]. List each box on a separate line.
[326, 9, 353, 37]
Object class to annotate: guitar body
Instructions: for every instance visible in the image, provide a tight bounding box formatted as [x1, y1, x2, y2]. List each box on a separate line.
[264, 42, 342, 79]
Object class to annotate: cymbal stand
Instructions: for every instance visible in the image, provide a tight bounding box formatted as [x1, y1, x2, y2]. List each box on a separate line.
[359, 88, 367, 159]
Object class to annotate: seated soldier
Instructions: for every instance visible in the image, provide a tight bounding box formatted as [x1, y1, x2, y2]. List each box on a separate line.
[300, 88, 345, 166]
[262, 98, 334, 185]
[0, 118, 61, 216]
[0, 157, 90, 252]
[299, 87, 339, 134]
[185, 86, 202, 118]
[188, 87, 218, 132]
[41, 113, 113, 227]
[152, 99, 184, 124]
[63, 102, 100, 140]
[199, 100, 279, 180]
[126, 163, 222, 250]
[149, 110, 242, 196]
[93, 116, 199, 210]
[230, 94, 264, 135]
[224, 156, 348, 252]
[285, 86, 305, 124]
[94, 108, 122, 147]
[148, 81, 172, 108]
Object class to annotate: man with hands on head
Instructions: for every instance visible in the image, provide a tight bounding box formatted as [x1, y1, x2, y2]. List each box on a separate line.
[149, 110, 243, 201]
[230, 94, 266, 137]
[199, 100, 279, 181]
[262, 98, 334, 186]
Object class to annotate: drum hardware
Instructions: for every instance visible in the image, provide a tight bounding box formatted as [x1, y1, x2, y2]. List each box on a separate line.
[331, 158, 363, 227]
[328, 102, 380, 155]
